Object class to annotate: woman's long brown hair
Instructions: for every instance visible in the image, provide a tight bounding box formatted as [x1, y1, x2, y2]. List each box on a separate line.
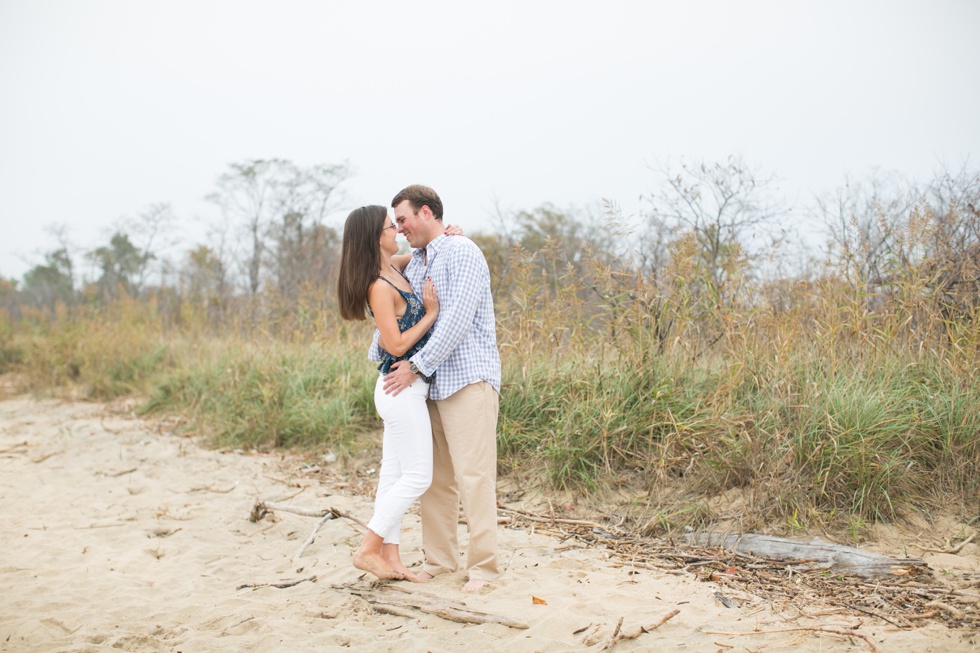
[337, 205, 386, 321]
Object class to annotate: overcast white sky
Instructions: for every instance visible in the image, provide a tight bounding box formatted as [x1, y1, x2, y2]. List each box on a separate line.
[1, 0, 978, 280]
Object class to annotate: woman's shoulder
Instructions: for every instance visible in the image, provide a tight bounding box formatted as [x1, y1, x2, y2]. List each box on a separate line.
[367, 277, 394, 300]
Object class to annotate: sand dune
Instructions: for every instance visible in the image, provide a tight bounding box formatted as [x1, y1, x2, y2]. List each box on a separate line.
[0, 397, 976, 652]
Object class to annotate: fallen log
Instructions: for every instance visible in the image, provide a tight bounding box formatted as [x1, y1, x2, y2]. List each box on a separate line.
[688, 532, 925, 578]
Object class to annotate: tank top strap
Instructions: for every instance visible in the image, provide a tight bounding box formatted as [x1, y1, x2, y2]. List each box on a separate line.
[375, 276, 400, 292]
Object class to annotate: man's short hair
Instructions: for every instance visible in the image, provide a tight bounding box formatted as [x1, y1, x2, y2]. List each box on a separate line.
[391, 184, 444, 221]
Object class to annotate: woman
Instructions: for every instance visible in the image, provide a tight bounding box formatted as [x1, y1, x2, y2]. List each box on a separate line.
[337, 205, 439, 581]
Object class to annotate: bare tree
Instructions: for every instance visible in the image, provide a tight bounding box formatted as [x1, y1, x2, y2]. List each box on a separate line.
[646, 155, 782, 304]
[816, 171, 916, 287]
[113, 203, 179, 294]
[207, 159, 348, 297]
[266, 162, 347, 299]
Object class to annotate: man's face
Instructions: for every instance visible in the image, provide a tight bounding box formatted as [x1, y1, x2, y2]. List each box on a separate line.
[394, 200, 427, 248]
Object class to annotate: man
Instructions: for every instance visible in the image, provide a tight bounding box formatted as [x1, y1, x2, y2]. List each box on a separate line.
[376, 184, 501, 592]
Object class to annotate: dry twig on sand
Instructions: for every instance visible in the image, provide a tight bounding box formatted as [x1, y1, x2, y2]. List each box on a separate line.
[31, 449, 64, 463]
[912, 532, 976, 555]
[0, 441, 28, 454]
[237, 575, 317, 591]
[499, 506, 978, 630]
[103, 467, 138, 478]
[250, 500, 369, 568]
[497, 507, 611, 530]
[596, 609, 681, 652]
[292, 512, 335, 569]
[705, 626, 879, 653]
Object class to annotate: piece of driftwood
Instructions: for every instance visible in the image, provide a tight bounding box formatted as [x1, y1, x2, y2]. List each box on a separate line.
[688, 533, 925, 577]
[250, 500, 332, 521]
[344, 587, 529, 630]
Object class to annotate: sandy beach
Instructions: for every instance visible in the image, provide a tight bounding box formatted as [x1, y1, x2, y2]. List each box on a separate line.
[1, 396, 977, 652]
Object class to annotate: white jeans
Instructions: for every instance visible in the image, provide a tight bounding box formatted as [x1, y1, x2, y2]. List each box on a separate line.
[368, 374, 433, 544]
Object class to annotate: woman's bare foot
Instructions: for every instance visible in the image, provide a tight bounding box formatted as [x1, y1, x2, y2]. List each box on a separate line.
[415, 571, 434, 582]
[380, 543, 423, 582]
[352, 552, 403, 580]
[380, 554, 421, 582]
[388, 563, 421, 582]
[460, 578, 488, 592]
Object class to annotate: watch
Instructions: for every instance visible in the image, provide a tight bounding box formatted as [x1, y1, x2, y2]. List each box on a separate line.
[408, 361, 421, 376]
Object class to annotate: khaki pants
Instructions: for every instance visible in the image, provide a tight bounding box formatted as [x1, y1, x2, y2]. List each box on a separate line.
[420, 381, 499, 582]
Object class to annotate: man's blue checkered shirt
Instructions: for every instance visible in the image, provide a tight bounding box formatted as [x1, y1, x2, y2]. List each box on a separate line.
[369, 234, 501, 401]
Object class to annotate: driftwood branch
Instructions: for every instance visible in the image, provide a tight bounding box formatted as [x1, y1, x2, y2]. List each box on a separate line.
[688, 532, 925, 577]
[250, 500, 331, 521]
[342, 586, 528, 630]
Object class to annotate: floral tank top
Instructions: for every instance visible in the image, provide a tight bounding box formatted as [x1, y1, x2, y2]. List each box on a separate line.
[372, 276, 433, 381]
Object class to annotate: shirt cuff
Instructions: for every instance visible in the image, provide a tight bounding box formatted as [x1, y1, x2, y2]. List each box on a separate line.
[409, 354, 430, 377]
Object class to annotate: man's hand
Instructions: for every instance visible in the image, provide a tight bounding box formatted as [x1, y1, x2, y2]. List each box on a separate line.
[383, 360, 418, 396]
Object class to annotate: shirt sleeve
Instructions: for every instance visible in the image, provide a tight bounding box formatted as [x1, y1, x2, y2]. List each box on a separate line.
[367, 329, 383, 362]
[411, 241, 486, 376]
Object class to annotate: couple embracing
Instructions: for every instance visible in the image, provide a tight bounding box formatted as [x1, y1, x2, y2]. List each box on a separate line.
[337, 184, 500, 593]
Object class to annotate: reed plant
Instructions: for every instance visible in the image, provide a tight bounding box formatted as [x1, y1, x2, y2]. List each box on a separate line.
[0, 313, 22, 374]
[10, 298, 175, 399]
[142, 334, 379, 452]
[485, 196, 980, 529]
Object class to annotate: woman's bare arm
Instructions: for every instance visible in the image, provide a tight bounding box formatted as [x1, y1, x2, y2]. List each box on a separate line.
[367, 279, 439, 357]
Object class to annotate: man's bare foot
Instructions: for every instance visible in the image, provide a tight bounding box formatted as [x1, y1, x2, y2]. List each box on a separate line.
[461, 578, 488, 592]
[352, 552, 404, 580]
[415, 571, 434, 582]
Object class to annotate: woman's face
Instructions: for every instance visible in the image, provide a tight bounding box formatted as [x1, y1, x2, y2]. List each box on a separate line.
[379, 213, 399, 256]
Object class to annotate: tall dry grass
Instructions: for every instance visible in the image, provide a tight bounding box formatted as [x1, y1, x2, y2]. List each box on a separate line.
[2, 182, 978, 534]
